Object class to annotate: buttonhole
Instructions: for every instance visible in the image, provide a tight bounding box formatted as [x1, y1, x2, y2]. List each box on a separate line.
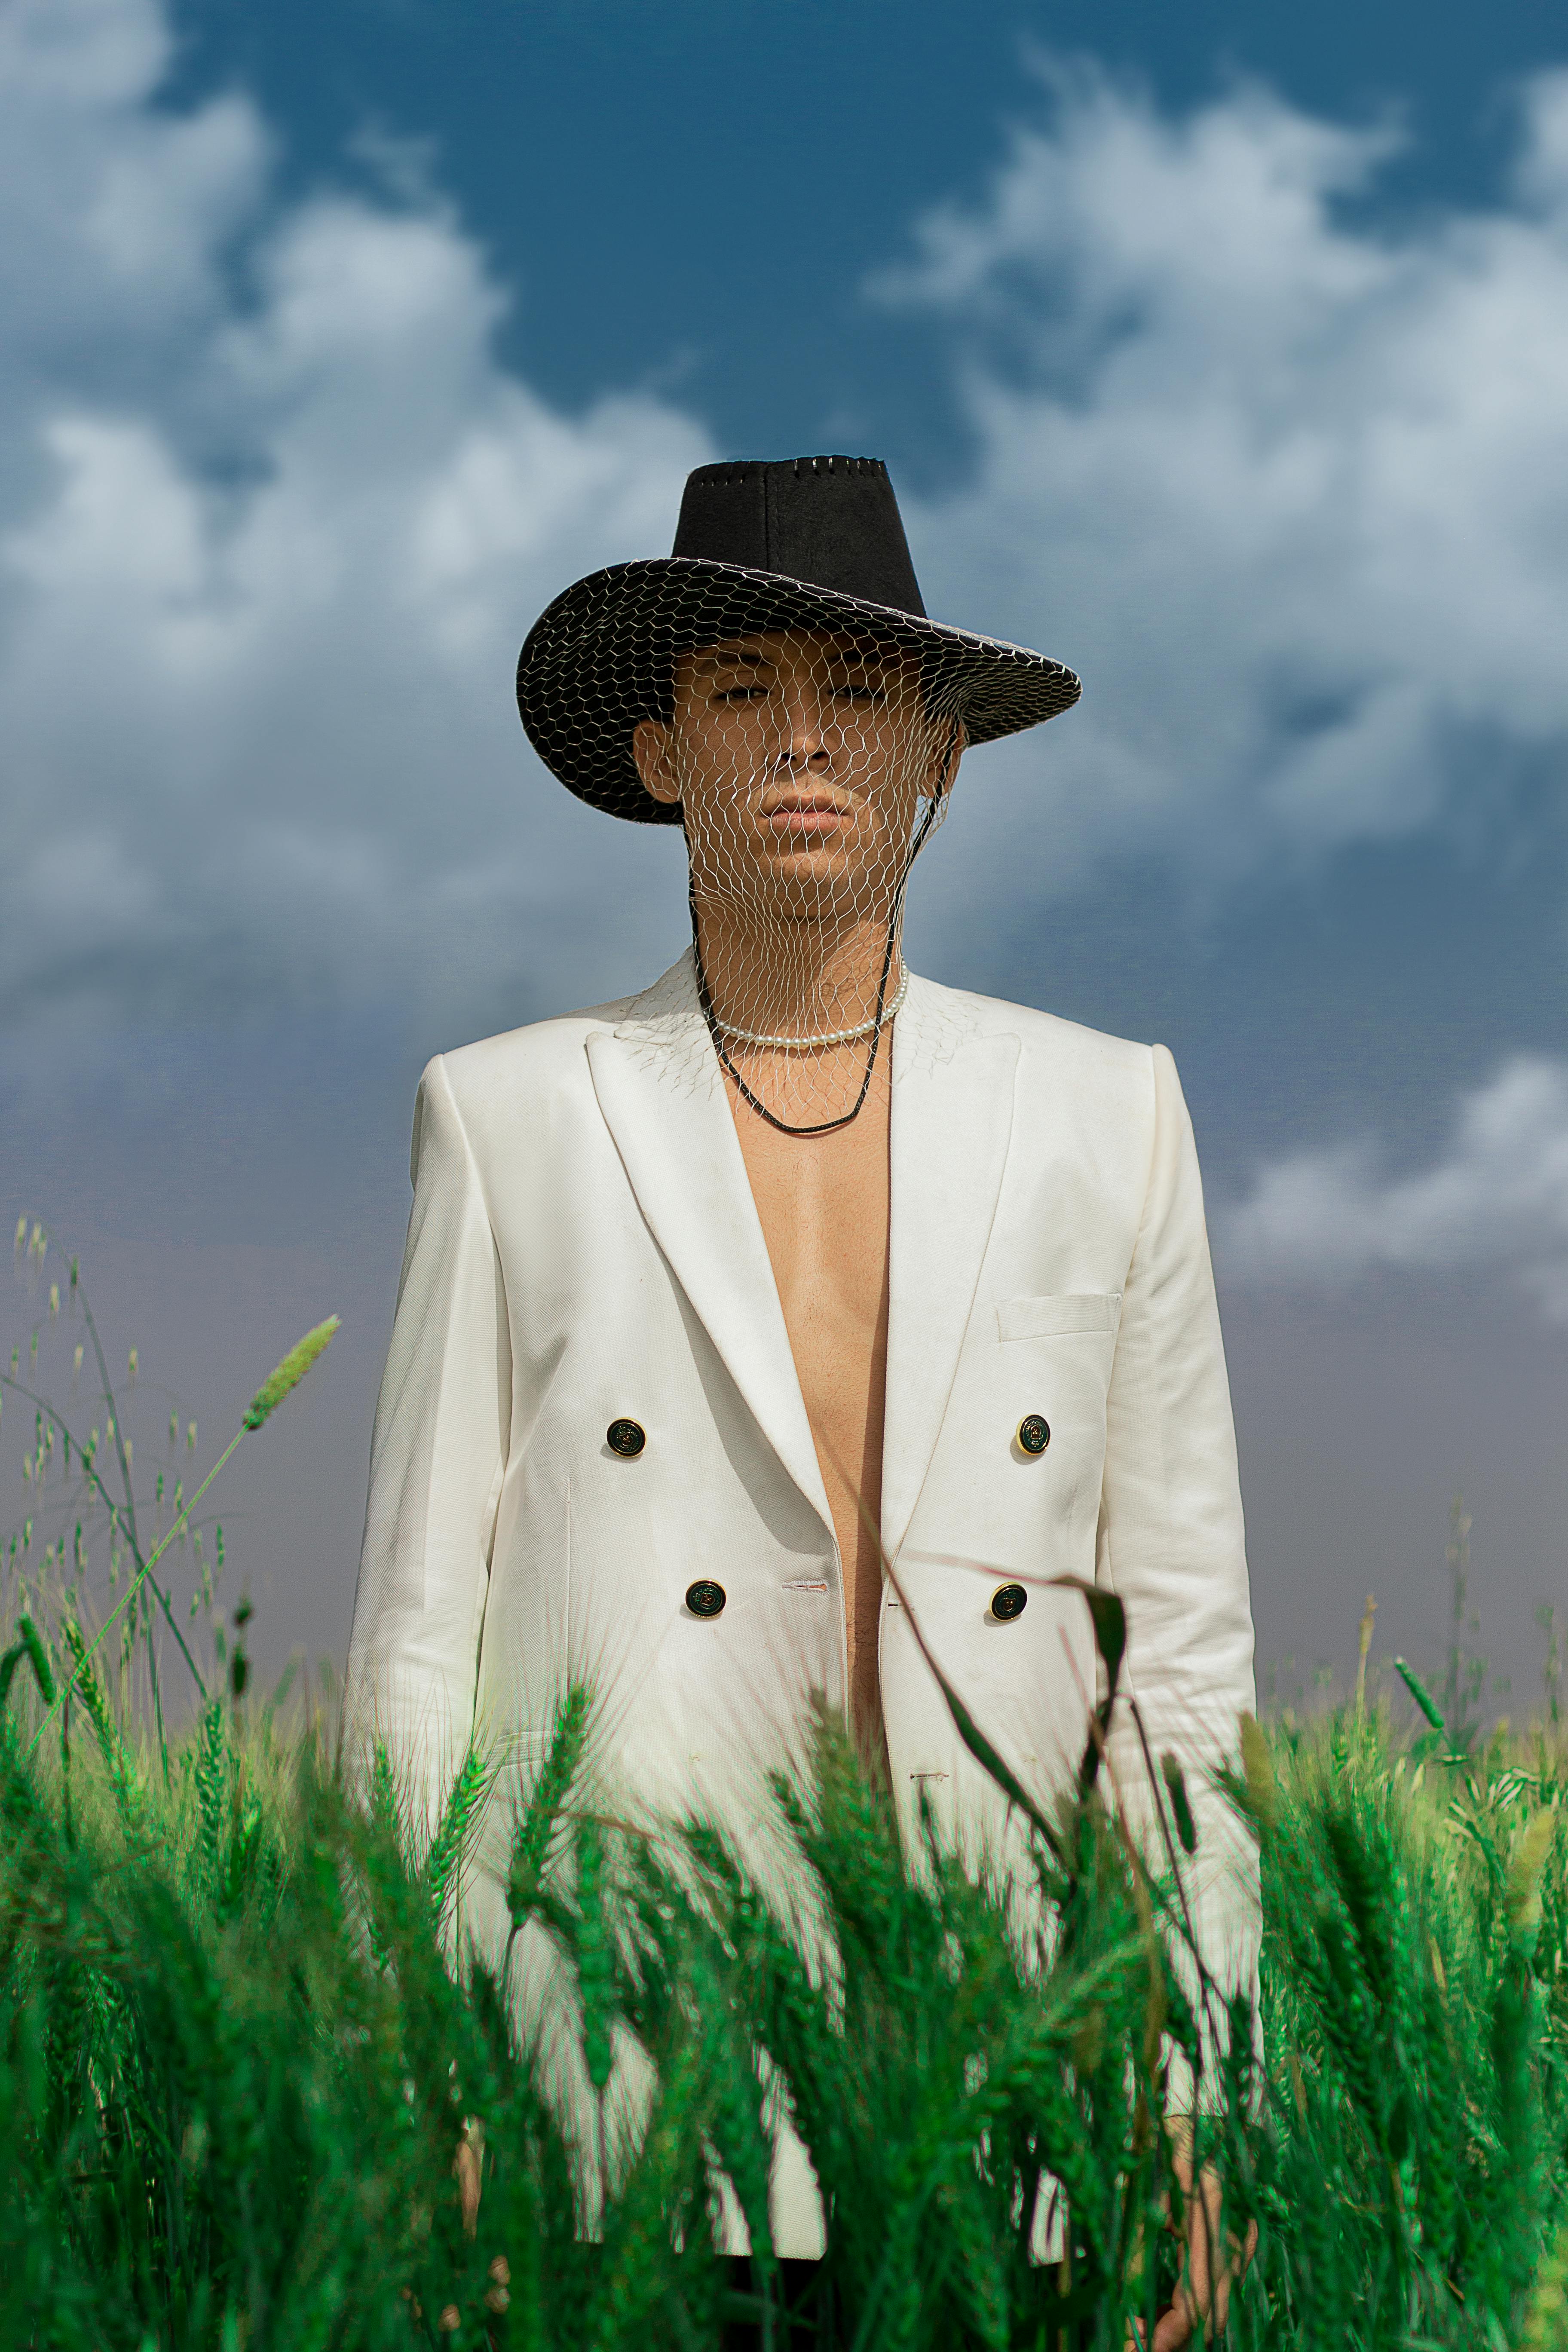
[782, 1578, 830, 1593]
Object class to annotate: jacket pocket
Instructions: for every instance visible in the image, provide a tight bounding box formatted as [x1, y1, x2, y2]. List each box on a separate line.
[996, 1292, 1120, 1341]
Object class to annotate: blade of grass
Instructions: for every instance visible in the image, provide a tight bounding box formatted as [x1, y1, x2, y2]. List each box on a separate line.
[26, 1318, 339, 1758]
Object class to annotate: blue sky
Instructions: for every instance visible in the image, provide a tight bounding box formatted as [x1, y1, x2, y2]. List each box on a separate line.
[6, 0, 1568, 1706]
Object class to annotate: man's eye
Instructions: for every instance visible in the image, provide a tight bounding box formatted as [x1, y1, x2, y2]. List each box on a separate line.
[714, 684, 769, 703]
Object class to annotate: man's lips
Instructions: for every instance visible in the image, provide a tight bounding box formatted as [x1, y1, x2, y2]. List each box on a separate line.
[762, 797, 853, 834]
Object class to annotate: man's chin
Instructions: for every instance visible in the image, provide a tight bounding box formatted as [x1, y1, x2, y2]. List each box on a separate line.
[757, 845, 882, 896]
[689, 832, 906, 924]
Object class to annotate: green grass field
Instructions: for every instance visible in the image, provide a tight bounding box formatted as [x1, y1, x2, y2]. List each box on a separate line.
[7, 1227, 1568, 2350]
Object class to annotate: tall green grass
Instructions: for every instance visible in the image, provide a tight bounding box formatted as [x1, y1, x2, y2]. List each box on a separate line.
[7, 1225, 1568, 2348]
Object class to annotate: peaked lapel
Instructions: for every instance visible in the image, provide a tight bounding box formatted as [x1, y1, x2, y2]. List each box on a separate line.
[882, 981, 1019, 1561]
[585, 956, 834, 1538]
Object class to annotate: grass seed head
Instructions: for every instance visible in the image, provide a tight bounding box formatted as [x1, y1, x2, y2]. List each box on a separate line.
[243, 1317, 341, 1430]
[1240, 1710, 1277, 1832]
[1508, 1807, 1558, 1943]
[1394, 1656, 1446, 1731]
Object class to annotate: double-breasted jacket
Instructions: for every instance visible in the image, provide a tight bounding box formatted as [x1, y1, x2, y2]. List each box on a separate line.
[346, 950, 1259, 2249]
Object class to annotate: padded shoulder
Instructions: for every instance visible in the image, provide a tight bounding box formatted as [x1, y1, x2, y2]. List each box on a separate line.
[914, 974, 1155, 1075]
[421, 992, 636, 1125]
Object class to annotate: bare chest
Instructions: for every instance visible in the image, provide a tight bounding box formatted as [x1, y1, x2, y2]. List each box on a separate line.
[727, 1078, 891, 1437]
[723, 1058, 894, 1734]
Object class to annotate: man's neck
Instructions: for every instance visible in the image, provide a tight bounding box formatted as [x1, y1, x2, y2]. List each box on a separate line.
[692, 909, 901, 1040]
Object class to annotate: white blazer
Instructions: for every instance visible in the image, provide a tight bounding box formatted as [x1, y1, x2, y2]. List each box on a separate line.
[347, 951, 1259, 2233]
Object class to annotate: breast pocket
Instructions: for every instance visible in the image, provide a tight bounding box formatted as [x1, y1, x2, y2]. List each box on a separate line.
[996, 1293, 1121, 1342]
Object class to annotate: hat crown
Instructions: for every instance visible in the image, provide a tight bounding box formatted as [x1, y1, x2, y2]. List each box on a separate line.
[671, 456, 927, 621]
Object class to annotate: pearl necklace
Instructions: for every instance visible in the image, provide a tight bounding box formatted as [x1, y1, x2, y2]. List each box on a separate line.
[713, 963, 910, 1051]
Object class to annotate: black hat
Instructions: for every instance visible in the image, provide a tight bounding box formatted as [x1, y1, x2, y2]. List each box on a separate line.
[516, 455, 1081, 824]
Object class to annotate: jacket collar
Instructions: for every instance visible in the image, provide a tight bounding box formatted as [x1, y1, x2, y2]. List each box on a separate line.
[882, 982, 1018, 1559]
[585, 952, 1017, 1556]
[585, 954, 833, 1533]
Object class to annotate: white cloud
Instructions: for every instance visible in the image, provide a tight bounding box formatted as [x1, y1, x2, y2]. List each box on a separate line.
[6, 9, 1568, 1035]
[1219, 1056, 1568, 1321]
[0, 0, 707, 1034]
[0, 0, 264, 414]
[886, 58, 1568, 928]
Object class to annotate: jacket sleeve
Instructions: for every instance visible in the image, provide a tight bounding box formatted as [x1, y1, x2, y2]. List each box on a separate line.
[344, 1055, 510, 1834]
[1097, 1043, 1259, 2093]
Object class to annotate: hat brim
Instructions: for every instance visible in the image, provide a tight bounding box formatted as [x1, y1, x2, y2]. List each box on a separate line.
[515, 555, 1081, 824]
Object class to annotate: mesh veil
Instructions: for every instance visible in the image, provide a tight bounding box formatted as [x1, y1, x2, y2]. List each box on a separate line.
[641, 625, 962, 1133]
[516, 458, 1082, 1131]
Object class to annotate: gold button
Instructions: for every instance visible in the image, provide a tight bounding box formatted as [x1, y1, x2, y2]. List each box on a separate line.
[606, 1418, 646, 1458]
[1015, 1414, 1051, 1456]
[685, 1580, 726, 1619]
[991, 1583, 1027, 1622]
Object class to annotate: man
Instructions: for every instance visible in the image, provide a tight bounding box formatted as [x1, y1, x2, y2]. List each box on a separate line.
[347, 456, 1257, 2320]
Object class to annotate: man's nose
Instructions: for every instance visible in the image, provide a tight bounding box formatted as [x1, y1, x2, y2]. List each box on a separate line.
[778, 689, 828, 763]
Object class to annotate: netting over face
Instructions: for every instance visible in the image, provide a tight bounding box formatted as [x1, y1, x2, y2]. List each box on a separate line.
[515, 457, 1082, 1125]
[629, 627, 962, 1133]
